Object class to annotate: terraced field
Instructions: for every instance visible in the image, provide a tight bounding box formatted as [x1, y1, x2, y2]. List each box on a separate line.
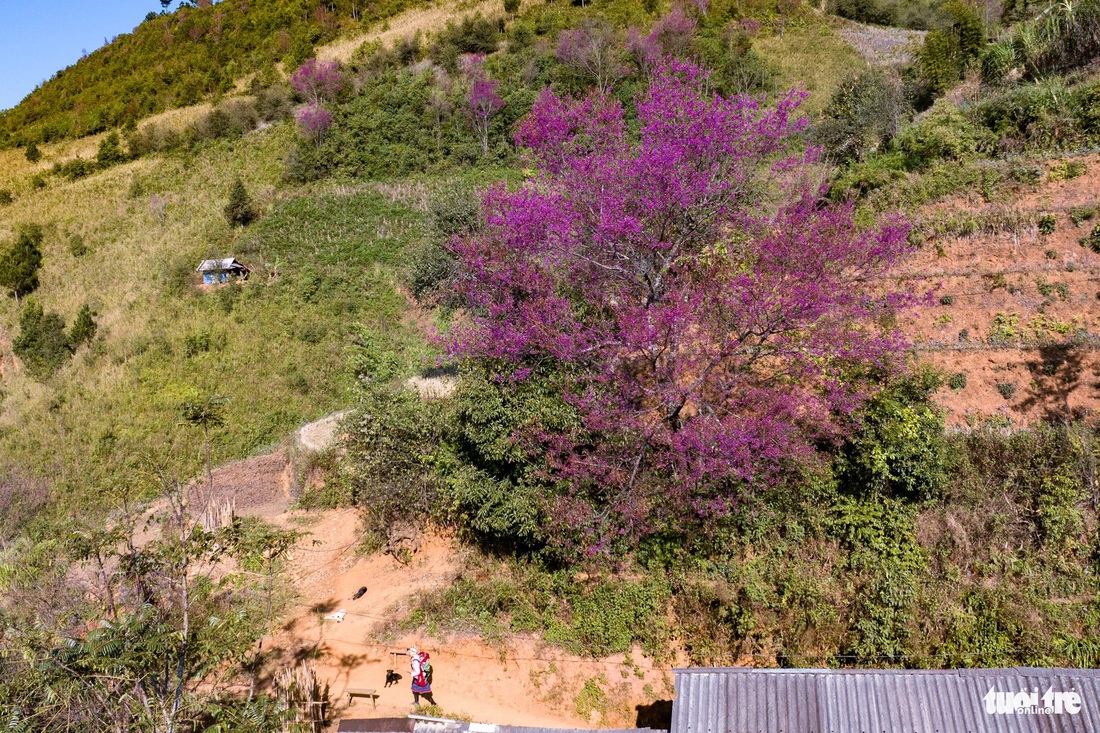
[904, 153, 1100, 425]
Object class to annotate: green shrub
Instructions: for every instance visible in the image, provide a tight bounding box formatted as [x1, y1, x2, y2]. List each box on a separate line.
[972, 78, 1073, 149]
[940, 294, 954, 305]
[1049, 160, 1087, 181]
[0, 224, 44, 299]
[829, 495, 925, 663]
[980, 40, 1017, 86]
[0, 190, 12, 206]
[814, 70, 906, 164]
[948, 372, 967, 389]
[829, 0, 946, 29]
[836, 369, 948, 501]
[224, 177, 256, 227]
[893, 101, 993, 170]
[12, 301, 72, 380]
[1069, 203, 1098, 226]
[24, 142, 41, 163]
[69, 304, 98, 347]
[1083, 224, 1100, 252]
[68, 234, 88, 257]
[96, 132, 128, 167]
[995, 381, 1017, 399]
[1038, 213, 1056, 235]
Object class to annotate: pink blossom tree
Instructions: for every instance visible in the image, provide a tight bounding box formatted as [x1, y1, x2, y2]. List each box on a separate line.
[445, 60, 913, 558]
[461, 54, 505, 156]
[290, 58, 344, 105]
[556, 19, 628, 93]
[295, 103, 333, 146]
[649, 4, 698, 57]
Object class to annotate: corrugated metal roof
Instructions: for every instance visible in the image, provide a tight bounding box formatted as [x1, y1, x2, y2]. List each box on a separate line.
[196, 258, 245, 272]
[672, 667, 1100, 733]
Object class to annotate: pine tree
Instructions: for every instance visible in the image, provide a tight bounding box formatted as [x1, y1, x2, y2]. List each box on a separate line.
[0, 224, 44, 301]
[70, 304, 98, 347]
[12, 301, 72, 380]
[224, 177, 256, 227]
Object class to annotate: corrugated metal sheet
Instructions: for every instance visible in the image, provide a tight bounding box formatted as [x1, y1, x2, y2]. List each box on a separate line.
[672, 667, 1100, 733]
[196, 258, 245, 272]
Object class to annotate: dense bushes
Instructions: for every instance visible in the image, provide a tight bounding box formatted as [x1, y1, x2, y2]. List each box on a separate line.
[814, 69, 905, 163]
[384, 403, 1100, 667]
[829, 0, 948, 30]
[0, 224, 44, 300]
[12, 301, 72, 380]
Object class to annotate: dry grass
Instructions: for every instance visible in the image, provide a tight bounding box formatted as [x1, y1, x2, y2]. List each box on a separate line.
[832, 17, 926, 68]
[316, 0, 538, 61]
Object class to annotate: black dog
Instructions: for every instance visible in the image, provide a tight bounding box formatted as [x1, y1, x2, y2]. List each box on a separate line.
[384, 669, 402, 687]
[351, 586, 367, 600]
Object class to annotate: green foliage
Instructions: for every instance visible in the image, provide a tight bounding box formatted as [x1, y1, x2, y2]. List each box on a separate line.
[24, 142, 41, 163]
[948, 372, 967, 390]
[69, 304, 98, 347]
[1070, 202, 1099, 227]
[1038, 212, 1056, 235]
[0, 224, 44, 299]
[939, 294, 954, 305]
[401, 562, 671, 659]
[443, 366, 578, 550]
[340, 383, 450, 542]
[96, 132, 128, 167]
[430, 14, 502, 69]
[995, 381, 1017, 399]
[837, 369, 949, 501]
[814, 69, 906, 164]
[224, 177, 256, 227]
[828, 0, 947, 29]
[1049, 160, 1086, 181]
[12, 301, 72, 380]
[830, 495, 926, 663]
[0, 190, 12, 206]
[980, 40, 1017, 86]
[405, 184, 481, 305]
[912, 2, 983, 104]
[893, 100, 993, 170]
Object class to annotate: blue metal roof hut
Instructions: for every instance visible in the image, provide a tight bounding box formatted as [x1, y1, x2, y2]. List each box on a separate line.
[197, 258, 249, 285]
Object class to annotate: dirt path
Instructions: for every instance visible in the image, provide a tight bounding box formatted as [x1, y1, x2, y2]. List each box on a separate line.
[265, 512, 676, 728]
[187, 436, 674, 728]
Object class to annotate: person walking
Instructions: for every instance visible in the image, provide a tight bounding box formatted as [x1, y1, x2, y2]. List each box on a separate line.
[407, 646, 436, 706]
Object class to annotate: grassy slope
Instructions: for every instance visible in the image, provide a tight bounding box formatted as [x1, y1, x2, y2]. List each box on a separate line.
[755, 20, 867, 116]
[0, 121, 437, 500]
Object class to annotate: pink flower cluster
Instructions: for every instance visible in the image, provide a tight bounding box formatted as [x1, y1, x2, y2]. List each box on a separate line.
[446, 60, 914, 557]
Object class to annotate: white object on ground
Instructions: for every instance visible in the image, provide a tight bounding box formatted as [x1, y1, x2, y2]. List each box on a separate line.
[324, 609, 347, 622]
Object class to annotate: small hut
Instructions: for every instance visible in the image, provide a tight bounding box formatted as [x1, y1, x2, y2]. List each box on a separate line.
[196, 258, 249, 285]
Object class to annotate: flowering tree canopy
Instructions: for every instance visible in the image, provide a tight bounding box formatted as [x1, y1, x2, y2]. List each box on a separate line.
[295, 103, 333, 145]
[461, 54, 505, 156]
[290, 58, 344, 105]
[446, 60, 912, 558]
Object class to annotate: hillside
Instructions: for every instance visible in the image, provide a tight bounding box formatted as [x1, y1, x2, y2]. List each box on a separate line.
[2, 0, 1100, 730]
[0, 0, 422, 146]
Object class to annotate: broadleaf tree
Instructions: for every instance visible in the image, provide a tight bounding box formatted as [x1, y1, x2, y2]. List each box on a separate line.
[445, 59, 914, 559]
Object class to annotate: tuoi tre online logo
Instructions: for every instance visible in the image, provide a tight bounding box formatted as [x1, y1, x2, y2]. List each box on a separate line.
[983, 687, 1084, 715]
